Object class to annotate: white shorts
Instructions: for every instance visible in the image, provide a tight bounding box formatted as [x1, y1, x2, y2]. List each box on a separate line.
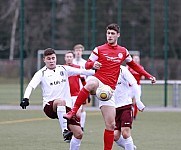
[87, 76, 115, 108]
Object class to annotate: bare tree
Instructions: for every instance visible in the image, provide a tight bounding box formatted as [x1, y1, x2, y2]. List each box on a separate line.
[9, 0, 19, 60]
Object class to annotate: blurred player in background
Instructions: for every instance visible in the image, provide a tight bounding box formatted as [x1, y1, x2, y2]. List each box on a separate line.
[64, 23, 156, 150]
[127, 55, 145, 120]
[65, 50, 87, 131]
[114, 65, 145, 150]
[20, 48, 95, 149]
[73, 44, 91, 131]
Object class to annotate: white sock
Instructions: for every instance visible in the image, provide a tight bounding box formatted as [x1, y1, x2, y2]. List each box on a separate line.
[80, 111, 86, 128]
[57, 106, 67, 133]
[123, 136, 134, 150]
[69, 136, 81, 150]
[115, 135, 125, 148]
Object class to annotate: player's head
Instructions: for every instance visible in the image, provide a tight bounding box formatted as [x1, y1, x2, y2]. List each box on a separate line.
[106, 23, 120, 46]
[64, 51, 74, 65]
[43, 48, 57, 70]
[73, 44, 84, 59]
[132, 55, 140, 64]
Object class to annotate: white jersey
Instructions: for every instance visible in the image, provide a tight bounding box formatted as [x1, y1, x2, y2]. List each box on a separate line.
[24, 65, 94, 108]
[73, 58, 87, 69]
[114, 66, 145, 110]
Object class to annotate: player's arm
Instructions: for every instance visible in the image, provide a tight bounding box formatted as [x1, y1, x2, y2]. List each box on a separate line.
[122, 66, 145, 111]
[20, 71, 41, 109]
[131, 84, 145, 112]
[66, 65, 95, 77]
[85, 47, 102, 70]
[125, 51, 156, 83]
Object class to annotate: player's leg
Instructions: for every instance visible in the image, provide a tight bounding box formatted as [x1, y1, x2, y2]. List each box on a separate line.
[122, 127, 135, 150]
[114, 130, 125, 148]
[64, 77, 99, 120]
[114, 108, 125, 148]
[121, 105, 135, 150]
[80, 104, 86, 131]
[68, 120, 83, 150]
[53, 99, 72, 142]
[101, 105, 115, 150]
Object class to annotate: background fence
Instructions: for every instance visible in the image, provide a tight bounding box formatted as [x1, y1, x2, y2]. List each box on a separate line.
[0, 0, 181, 107]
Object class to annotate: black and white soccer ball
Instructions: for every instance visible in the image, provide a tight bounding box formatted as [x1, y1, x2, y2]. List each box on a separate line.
[96, 85, 113, 101]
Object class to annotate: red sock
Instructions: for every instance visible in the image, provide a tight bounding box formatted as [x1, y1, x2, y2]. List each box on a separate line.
[104, 129, 114, 150]
[134, 104, 138, 118]
[72, 87, 89, 113]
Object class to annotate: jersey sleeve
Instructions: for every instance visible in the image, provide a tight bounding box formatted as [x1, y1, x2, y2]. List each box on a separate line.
[65, 65, 95, 77]
[24, 71, 42, 98]
[88, 47, 99, 62]
[124, 49, 133, 63]
[121, 66, 137, 86]
[28, 71, 42, 89]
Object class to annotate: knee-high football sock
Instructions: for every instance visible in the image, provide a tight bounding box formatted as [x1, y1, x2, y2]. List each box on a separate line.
[104, 129, 114, 150]
[123, 136, 134, 150]
[72, 88, 89, 113]
[57, 106, 67, 132]
[115, 135, 125, 148]
[69, 136, 81, 150]
[80, 111, 86, 129]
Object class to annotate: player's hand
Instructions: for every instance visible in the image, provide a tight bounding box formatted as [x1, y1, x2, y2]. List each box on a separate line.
[93, 61, 102, 69]
[139, 108, 145, 112]
[150, 76, 156, 84]
[20, 98, 29, 109]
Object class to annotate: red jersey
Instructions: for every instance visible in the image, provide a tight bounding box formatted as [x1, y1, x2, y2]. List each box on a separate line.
[67, 64, 83, 96]
[128, 65, 144, 85]
[85, 43, 153, 89]
[86, 43, 131, 89]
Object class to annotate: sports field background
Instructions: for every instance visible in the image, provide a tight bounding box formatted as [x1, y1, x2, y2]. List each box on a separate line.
[0, 110, 181, 150]
[0, 78, 180, 107]
[0, 79, 181, 149]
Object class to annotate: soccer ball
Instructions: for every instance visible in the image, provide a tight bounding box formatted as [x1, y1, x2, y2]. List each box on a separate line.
[96, 85, 113, 101]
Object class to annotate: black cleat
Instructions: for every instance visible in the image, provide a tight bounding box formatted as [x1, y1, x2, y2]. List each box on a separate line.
[63, 129, 73, 143]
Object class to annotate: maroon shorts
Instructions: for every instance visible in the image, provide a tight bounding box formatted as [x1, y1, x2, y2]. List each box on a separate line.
[43, 100, 80, 127]
[115, 104, 133, 131]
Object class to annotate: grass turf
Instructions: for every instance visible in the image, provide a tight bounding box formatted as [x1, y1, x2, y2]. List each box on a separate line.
[0, 110, 181, 150]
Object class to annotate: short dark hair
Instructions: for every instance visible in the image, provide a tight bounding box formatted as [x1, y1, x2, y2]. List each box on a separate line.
[65, 50, 74, 56]
[44, 48, 56, 57]
[106, 23, 120, 33]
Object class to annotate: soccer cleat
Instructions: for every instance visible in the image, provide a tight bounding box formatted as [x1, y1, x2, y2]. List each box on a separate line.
[63, 129, 73, 143]
[134, 145, 137, 150]
[63, 110, 76, 120]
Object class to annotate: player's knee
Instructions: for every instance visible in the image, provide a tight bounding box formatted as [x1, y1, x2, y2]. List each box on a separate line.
[105, 121, 115, 130]
[55, 99, 66, 106]
[74, 130, 83, 139]
[121, 128, 131, 139]
[114, 132, 120, 141]
[85, 80, 99, 91]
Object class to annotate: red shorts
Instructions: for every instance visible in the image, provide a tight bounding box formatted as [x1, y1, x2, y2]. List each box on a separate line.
[115, 104, 133, 131]
[43, 100, 80, 127]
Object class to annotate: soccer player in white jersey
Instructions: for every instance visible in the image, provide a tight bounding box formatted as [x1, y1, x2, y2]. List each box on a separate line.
[114, 65, 145, 150]
[20, 48, 95, 149]
[72, 44, 88, 131]
[64, 23, 156, 150]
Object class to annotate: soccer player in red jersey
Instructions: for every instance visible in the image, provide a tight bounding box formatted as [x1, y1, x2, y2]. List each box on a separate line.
[64, 23, 156, 150]
[128, 55, 145, 120]
[65, 51, 87, 129]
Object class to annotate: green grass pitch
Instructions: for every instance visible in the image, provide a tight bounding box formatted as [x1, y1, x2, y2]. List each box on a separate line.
[0, 110, 181, 150]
